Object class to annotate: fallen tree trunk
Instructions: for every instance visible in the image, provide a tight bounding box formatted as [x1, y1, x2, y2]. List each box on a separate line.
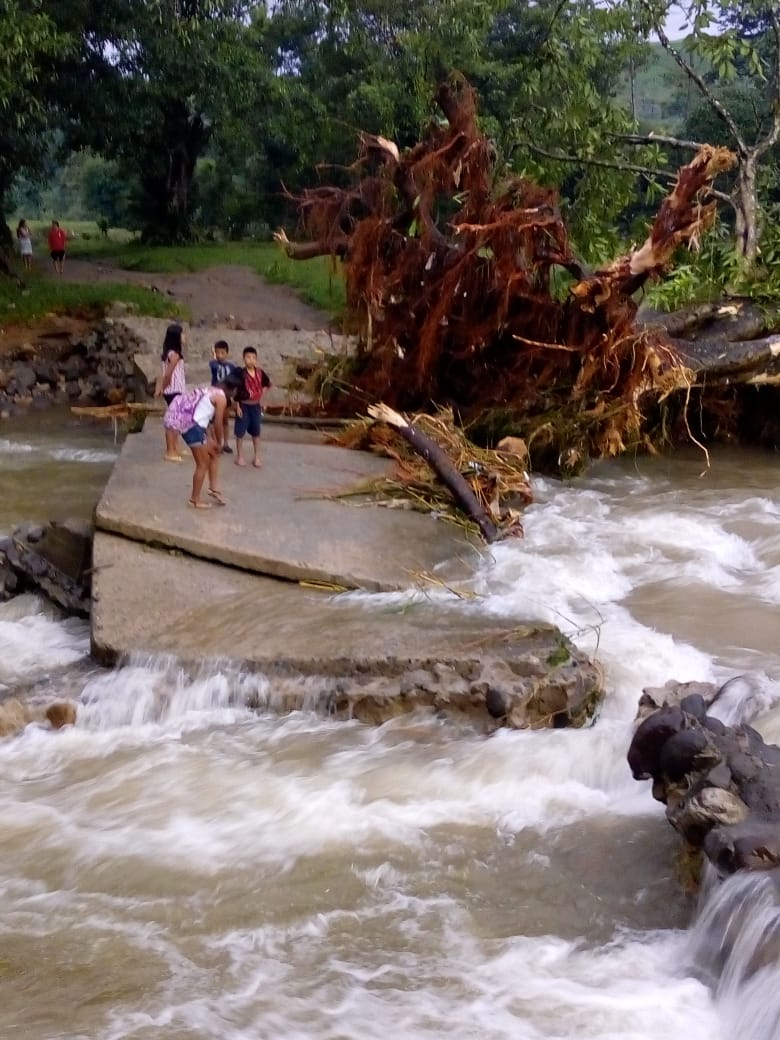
[367, 403, 502, 543]
[675, 333, 780, 384]
[639, 299, 780, 385]
[640, 299, 778, 342]
[628, 679, 780, 880]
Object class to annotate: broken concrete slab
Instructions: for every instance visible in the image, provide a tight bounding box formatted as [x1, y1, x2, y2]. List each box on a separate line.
[91, 532, 604, 730]
[95, 422, 481, 591]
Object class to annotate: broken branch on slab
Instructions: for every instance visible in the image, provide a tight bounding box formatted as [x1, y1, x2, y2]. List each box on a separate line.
[367, 403, 499, 544]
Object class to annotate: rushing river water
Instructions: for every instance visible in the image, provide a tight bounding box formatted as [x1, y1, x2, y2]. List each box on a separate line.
[2, 413, 780, 1040]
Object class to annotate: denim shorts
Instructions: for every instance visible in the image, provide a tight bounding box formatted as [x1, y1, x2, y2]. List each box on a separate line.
[235, 403, 262, 439]
[182, 424, 207, 446]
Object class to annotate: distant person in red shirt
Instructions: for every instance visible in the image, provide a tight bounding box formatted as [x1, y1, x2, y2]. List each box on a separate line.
[47, 220, 67, 275]
[234, 346, 271, 467]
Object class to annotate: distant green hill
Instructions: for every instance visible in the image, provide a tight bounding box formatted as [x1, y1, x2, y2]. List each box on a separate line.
[614, 41, 711, 133]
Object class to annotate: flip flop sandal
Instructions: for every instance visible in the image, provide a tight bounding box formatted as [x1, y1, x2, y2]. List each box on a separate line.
[208, 489, 227, 505]
[189, 500, 212, 509]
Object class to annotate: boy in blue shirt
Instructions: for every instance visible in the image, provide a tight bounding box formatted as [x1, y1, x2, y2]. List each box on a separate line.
[209, 340, 238, 454]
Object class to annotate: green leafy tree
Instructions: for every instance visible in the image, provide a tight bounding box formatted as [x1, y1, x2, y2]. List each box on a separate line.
[470, 0, 655, 257]
[54, 0, 269, 242]
[260, 0, 653, 259]
[0, 1, 68, 243]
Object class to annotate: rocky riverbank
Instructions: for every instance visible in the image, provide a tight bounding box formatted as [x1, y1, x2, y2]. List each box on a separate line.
[0, 314, 145, 416]
[0, 518, 92, 614]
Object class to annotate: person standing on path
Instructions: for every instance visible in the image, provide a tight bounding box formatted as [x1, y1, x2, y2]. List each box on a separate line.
[234, 346, 271, 468]
[163, 375, 242, 509]
[154, 322, 187, 462]
[16, 220, 32, 272]
[47, 220, 67, 274]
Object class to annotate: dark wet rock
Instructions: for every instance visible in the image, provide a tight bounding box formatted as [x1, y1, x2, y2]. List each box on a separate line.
[628, 706, 686, 780]
[0, 519, 92, 615]
[11, 362, 36, 392]
[485, 685, 507, 719]
[2, 319, 146, 413]
[658, 728, 716, 782]
[629, 688, 780, 880]
[679, 693, 708, 720]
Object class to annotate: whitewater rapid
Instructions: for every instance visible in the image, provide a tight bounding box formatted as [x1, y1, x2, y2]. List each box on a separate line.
[3, 427, 780, 1039]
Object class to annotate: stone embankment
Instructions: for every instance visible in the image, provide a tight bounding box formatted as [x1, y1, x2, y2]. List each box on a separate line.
[0, 315, 145, 416]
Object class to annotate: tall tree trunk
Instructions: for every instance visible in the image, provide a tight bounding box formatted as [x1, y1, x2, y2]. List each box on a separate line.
[141, 106, 209, 243]
[733, 156, 760, 273]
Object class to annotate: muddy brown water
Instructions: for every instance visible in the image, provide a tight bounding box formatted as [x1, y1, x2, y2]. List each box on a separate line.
[3, 418, 780, 1038]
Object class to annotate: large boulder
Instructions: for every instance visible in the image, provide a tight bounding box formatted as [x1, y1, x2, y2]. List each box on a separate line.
[628, 680, 780, 881]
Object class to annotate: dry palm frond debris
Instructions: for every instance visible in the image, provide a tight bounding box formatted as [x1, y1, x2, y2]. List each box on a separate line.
[277, 75, 733, 475]
[327, 406, 532, 542]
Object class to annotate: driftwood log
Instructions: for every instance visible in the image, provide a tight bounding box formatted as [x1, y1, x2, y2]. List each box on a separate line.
[367, 403, 502, 542]
[629, 679, 780, 879]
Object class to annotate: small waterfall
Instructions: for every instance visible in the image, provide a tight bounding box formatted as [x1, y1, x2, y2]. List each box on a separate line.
[689, 868, 780, 1040]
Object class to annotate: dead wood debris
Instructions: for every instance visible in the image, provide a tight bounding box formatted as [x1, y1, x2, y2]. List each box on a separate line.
[326, 407, 532, 540]
[277, 75, 735, 475]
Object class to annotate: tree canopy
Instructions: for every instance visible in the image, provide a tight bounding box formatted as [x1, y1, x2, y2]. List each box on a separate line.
[2, 0, 777, 287]
[0, 1, 68, 243]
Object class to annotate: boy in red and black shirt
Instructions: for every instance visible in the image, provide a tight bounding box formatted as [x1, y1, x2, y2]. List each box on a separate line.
[234, 346, 271, 468]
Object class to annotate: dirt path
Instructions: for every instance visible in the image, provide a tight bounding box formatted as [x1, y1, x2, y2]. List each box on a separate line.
[57, 259, 329, 331]
[1, 258, 344, 409]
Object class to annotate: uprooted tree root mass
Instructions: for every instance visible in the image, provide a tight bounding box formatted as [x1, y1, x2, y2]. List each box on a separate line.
[277, 76, 736, 475]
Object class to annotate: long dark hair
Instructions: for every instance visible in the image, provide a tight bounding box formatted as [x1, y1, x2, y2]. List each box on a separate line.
[161, 322, 184, 360]
[16, 220, 27, 238]
[220, 371, 244, 400]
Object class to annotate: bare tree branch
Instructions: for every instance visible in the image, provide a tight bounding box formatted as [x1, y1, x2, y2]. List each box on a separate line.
[520, 140, 676, 180]
[648, 8, 748, 156]
[609, 134, 734, 207]
[613, 131, 705, 151]
[753, 8, 780, 160]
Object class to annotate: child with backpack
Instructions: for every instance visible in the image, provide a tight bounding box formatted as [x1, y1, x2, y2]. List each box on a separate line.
[163, 374, 243, 508]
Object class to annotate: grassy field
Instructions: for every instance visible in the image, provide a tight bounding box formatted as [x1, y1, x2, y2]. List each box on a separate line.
[2, 226, 345, 322]
[0, 271, 186, 324]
